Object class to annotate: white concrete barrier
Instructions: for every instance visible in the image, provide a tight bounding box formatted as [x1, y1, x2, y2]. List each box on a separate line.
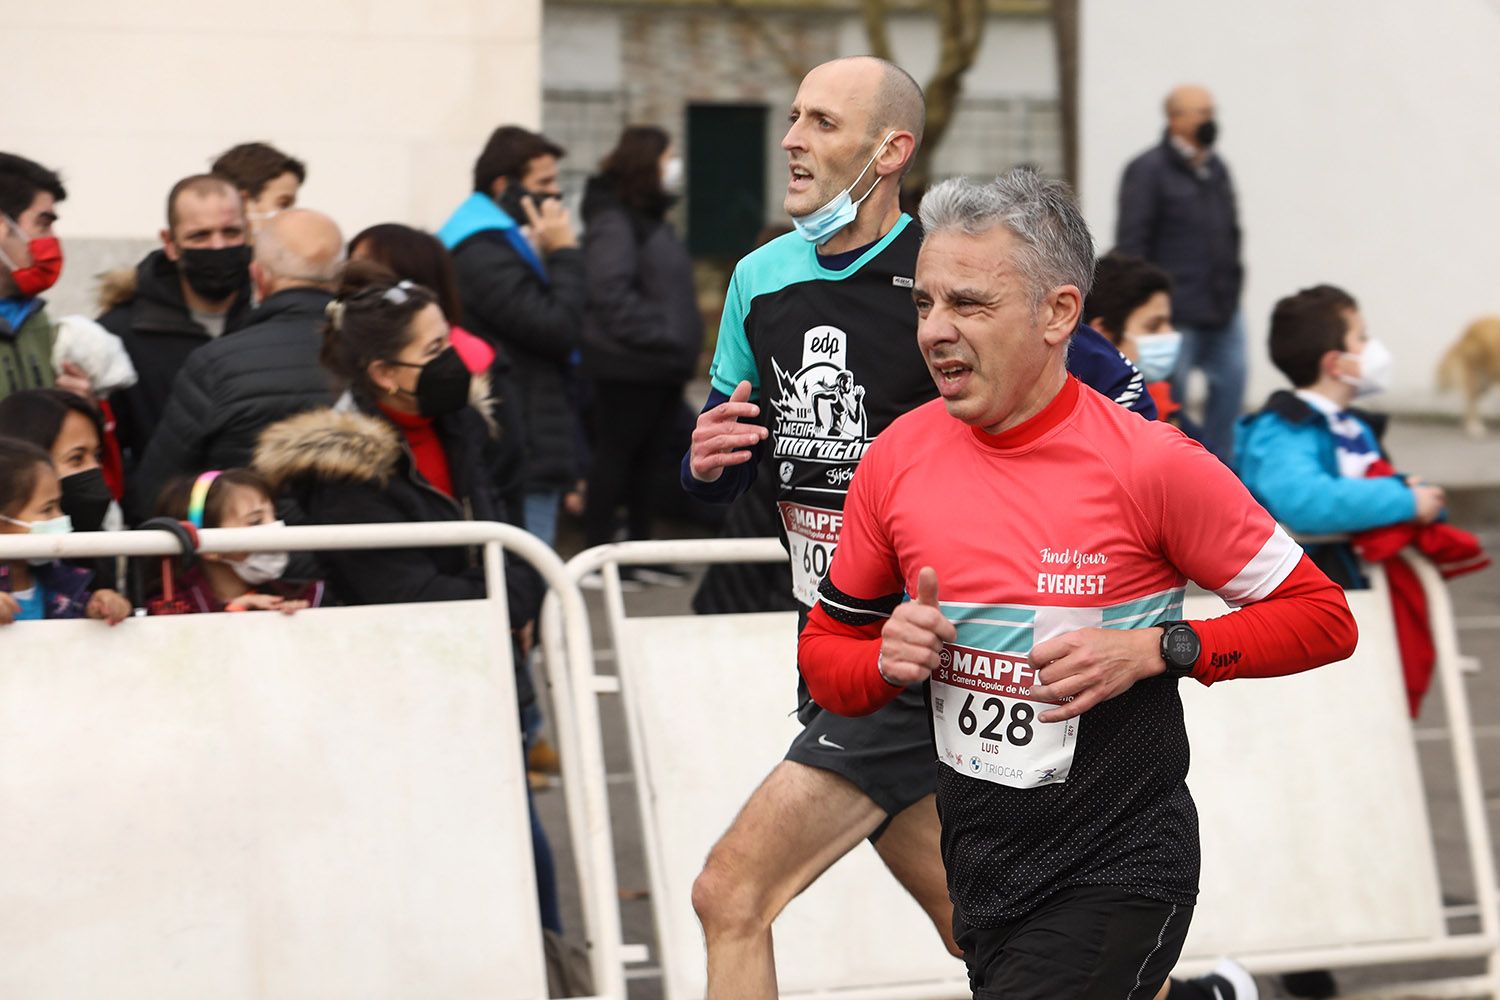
[0, 523, 624, 1000]
[555, 540, 1498, 999]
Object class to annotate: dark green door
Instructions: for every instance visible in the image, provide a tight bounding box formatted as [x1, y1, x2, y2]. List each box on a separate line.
[687, 103, 768, 260]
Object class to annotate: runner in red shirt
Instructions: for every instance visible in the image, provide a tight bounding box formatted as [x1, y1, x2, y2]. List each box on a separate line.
[798, 170, 1357, 1000]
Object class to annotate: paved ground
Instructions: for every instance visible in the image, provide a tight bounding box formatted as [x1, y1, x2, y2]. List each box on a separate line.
[533, 400, 1499, 997]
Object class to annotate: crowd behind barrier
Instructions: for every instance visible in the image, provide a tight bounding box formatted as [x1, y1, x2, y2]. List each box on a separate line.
[0, 64, 1495, 1000]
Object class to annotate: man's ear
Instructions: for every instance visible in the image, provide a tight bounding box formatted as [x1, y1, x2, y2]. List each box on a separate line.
[1042, 285, 1084, 346]
[489, 177, 510, 200]
[160, 228, 178, 262]
[878, 132, 917, 178]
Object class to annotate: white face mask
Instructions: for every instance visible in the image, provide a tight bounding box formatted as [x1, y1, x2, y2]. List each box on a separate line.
[1338, 338, 1393, 398]
[661, 156, 685, 195]
[1131, 330, 1183, 383]
[226, 520, 289, 585]
[1, 512, 74, 565]
[790, 131, 896, 245]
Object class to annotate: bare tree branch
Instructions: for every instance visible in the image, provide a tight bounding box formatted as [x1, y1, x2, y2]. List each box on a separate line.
[718, 0, 808, 82]
[862, 0, 894, 61]
[904, 0, 988, 196]
[1050, 0, 1079, 185]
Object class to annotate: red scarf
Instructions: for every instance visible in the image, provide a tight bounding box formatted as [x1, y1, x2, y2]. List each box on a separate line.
[379, 403, 454, 498]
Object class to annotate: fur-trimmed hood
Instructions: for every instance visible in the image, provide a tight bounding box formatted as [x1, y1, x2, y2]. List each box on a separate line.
[253, 374, 497, 492]
[96, 266, 139, 313]
[254, 408, 402, 491]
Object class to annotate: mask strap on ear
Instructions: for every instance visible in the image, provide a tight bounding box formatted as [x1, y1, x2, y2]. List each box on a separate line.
[187, 470, 223, 530]
[850, 131, 899, 204]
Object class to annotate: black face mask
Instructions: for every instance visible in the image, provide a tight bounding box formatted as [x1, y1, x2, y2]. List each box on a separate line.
[496, 185, 561, 225]
[390, 345, 472, 418]
[1195, 119, 1219, 148]
[60, 467, 113, 532]
[178, 244, 252, 301]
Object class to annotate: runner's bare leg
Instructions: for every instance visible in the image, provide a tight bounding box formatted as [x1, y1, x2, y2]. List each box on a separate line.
[870, 793, 962, 957]
[692, 760, 886, 999]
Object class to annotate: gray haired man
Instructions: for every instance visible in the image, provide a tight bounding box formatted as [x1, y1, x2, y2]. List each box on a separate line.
[797, 169, 1355, 1000]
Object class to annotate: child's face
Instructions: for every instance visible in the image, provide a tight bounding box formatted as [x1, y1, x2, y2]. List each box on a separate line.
[0, 463, 62, 533]
[1119, 290, 1174, 364]
[205, 482, 276, 564]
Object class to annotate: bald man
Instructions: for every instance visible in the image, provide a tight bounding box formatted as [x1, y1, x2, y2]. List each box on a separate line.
[1116, 84, 1245, 464]
[681, 56, 1159, 998]
[129, 208, 345, 517]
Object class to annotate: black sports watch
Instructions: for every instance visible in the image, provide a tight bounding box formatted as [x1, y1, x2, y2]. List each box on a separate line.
[1158, 621, 1200, 677]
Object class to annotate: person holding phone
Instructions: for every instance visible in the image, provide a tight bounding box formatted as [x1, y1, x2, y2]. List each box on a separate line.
[438, 126, 588, 548]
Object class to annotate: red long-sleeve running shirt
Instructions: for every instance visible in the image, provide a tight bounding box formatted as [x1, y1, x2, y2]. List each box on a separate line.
[798, 377, 1359, 720]
[798, 377, 1357, 924]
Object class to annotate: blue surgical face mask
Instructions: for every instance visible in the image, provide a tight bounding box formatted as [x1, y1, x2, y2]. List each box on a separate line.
[1, 512, 73, 535]
[2, 512, 74, 565]
[1132, 330, 1183, 383]
[791, 131, 896, 245]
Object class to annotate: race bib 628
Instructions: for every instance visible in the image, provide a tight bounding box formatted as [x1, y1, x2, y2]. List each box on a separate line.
[931, 642, 1078, 790]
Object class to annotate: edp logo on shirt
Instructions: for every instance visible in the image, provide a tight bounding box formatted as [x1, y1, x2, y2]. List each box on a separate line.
[803, 326, 847, 369]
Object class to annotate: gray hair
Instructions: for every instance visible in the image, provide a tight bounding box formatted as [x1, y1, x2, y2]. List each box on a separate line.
[918, 167, 1095, 306]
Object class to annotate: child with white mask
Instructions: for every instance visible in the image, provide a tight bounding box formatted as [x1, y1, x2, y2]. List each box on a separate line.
[146, 468, 323, 615]
[0, 437, 131, 625]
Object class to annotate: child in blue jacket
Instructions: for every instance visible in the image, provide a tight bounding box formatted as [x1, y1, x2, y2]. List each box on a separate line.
[1235, 284, 1447, 586]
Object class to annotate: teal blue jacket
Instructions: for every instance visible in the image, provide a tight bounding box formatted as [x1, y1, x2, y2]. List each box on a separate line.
[1234, 390, 1415, 536]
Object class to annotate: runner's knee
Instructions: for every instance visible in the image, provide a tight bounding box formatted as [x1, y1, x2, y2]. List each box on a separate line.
[691, 852, 773, 936]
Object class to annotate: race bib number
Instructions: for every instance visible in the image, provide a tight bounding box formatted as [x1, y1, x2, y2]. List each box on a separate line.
[931, 642, 1078, 789]
[777, 501, 842, 607]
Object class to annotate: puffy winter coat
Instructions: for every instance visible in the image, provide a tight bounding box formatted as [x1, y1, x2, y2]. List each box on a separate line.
[440, 193, 587, 493]
[98, 250, 254, 463]
[253, 393, 542, 623]
[129, 287, 337, 518]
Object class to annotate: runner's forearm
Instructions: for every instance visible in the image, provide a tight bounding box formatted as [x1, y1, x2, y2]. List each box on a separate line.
[798, 603, 905, 716]
[1189, 554, 1358, 685]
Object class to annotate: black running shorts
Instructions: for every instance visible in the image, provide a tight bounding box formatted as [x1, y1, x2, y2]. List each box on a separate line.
[785, 683, 938, 822]
[954, 885, 1193, 1000]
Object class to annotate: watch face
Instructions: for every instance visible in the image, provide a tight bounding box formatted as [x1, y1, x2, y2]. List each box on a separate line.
[1165, 627, 1199, 666]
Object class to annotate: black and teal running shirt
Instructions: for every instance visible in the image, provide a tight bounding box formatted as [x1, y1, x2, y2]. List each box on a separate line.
[705, 217, 934, 607]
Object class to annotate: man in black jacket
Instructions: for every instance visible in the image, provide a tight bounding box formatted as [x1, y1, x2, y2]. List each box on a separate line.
[100, 174, 255, 466]
[438, 126, 587, 547]
[128, 208, 342, 518]
[1116, 84, 1245, 463]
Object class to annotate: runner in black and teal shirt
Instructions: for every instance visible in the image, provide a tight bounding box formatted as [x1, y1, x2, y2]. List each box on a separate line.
[679, 55, 1164, 1000]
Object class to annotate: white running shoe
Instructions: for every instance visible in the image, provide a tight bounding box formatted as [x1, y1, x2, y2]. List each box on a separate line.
[1204, 958, 1258, 1000]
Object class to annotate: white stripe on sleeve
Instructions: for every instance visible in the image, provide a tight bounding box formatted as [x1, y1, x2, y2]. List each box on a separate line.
[1215, 524, 1304, 608]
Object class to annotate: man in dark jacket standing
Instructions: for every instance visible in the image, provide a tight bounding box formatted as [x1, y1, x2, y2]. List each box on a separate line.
[439, 126, 587, 547]
[128, 209, 343, 517]
[1116, 84, 1244, 463]
[100, 174, 255, 466]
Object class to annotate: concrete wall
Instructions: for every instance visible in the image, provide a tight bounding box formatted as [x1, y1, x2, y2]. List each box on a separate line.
[544, 6, 1058, 228]
[4, 0, 542, 318]
[1080, 0, 1500, 417]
